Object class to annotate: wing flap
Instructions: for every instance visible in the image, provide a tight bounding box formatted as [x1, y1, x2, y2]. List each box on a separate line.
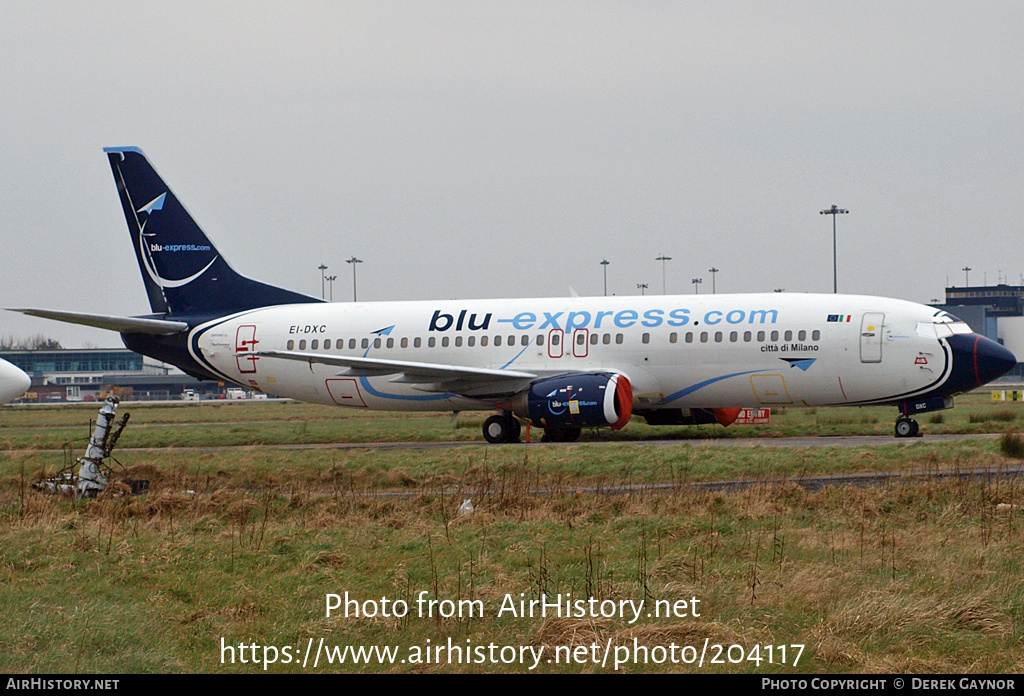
[253, 350, 537, 384]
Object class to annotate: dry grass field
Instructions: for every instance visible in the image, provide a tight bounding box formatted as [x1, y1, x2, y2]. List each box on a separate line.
[1, 395, 1023, 673]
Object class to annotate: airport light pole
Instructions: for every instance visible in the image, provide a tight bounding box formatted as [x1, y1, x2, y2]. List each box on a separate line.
[600, 259, 610, 296]
[318, 264, 328, 299]
[637, 283, 648, 296]
[820, 204, 848, 293]
[963, 266, 972, 287]
[656, 254, 672, 294]
[692, 278, 702, 294]
[347, 256, 363, 302]
[326, 275, 337, 302]
[708, 267, 719, 294]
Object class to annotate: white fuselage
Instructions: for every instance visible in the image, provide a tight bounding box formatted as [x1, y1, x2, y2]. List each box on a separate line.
[190, 293, 953, 413]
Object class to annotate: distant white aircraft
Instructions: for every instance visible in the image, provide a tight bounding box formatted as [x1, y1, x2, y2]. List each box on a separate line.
[0, 357, 30, 404]
[11, 148, 1018, 441]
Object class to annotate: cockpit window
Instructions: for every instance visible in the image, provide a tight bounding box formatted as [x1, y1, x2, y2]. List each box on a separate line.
[917, 321, 973, 338]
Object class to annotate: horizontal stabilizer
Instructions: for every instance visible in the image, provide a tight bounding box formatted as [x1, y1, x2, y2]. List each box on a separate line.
[8, 308, 188, 335]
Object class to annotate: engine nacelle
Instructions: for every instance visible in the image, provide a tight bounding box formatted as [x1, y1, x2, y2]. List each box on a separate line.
[504, 372, 633, 430]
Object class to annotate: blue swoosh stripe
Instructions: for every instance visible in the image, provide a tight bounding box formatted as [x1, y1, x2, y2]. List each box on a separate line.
[359, 377, 453, 402]
[499, 344, 530, 370]
[664, 369, 769, 403]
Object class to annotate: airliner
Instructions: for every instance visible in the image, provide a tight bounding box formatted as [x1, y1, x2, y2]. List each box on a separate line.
[0, 357, 31, 405]
[10, 148, 1017, 442]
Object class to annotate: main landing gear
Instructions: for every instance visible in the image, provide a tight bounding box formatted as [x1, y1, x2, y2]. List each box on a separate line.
[483, 412, 522, 444]
[894, 415, 920, 438]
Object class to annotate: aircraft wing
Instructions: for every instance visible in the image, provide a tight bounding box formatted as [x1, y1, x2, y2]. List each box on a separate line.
[252, 350, 539, 396]
[8, 309, 189, 335]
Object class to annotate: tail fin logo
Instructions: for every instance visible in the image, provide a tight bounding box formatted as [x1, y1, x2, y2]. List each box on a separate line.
[137, 193, 166, 236]
[134, 191, 219, 289]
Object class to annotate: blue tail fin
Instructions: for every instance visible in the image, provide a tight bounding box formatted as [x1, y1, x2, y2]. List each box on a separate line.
[104, 147, 322, 316]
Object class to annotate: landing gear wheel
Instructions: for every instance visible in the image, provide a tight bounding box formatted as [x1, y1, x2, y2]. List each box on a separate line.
[895, 416, 919, 438]
[483, 414, 522, 444]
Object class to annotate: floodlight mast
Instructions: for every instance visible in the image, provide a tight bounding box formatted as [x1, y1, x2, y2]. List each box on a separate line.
[820, 204, 848, 293]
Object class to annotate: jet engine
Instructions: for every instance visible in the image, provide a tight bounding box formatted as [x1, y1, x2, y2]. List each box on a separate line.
[503, 372, 632, 432]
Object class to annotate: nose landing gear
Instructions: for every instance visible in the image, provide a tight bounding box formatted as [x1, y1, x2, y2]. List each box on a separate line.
[895, 415, 920, 438]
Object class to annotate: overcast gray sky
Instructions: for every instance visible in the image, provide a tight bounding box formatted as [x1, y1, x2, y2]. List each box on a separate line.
[2, 1, 1022, 348]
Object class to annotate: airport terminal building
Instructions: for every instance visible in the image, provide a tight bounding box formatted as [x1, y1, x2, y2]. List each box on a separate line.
[0, 348, 216, 402]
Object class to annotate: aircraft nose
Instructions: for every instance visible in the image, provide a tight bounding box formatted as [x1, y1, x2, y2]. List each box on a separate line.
[0, 360, 31, 404]
[947, 333, 1018, 392]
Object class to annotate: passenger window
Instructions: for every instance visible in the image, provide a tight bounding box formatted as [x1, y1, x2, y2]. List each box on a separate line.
[615, 334, 624, 344]
[715, 332, 723, 343]
[455, 336, 463, 347]
[480, 336, 487, 346]
[299, 340, 307, 350]
[510, 335, 517, 346]
[386, 338, 394, 348]
[729, 332, 737, 342]
[577, 333, 586, 345]
[401, 337, 408, 348]
[784, 330, 792, 341]
[468, 336, 475, 347]
[494, 335, 502, 346]
[590, 333, 598, 345]
[429, 337, 436, 347]
[770, 331, 779, 342]
[287, 340, 294, 350]
[700, 332, 708, 343]
[441, 337, 449, 347]
[537, 335, 544, 346]
[812, 330, 820, 341]
[744, 331, 751, 342]
[757, 331, 765, 342]
[311, 340, 319, 350]
[603, 333, 611, 345]
[349, 338, 356, 349]
[669, 332, 677, 343]
[361, 338, 369, 349]
[551, 334, 559, 346]
[374, 338, 381, 348]
[642, 333, 650, 344]
[414, 337, 421, 348]
[685, 332, 693, 343]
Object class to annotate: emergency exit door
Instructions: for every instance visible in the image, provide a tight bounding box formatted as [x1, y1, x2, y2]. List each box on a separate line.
[236, 325, 259, 373]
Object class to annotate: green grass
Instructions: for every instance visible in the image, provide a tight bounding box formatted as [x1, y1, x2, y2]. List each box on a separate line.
[3, 391, 1023, 450]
